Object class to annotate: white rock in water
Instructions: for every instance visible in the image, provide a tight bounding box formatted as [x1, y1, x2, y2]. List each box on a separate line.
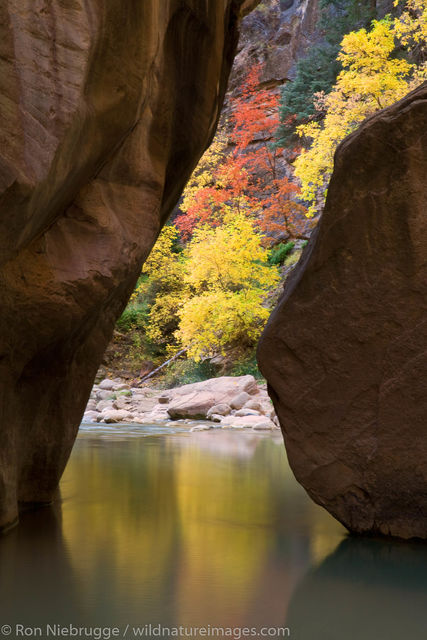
[83, 411, 99, 422]
[234, 408, 260, 417]
[190, 425, 213, 432]
[103, 410, 133, 424]
[252, 420, 277, 431]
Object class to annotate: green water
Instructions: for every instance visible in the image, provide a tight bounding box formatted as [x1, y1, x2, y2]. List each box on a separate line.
[1, 425, 427, 639]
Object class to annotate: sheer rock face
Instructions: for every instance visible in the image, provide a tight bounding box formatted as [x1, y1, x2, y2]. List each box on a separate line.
[258, 83, 427, 539]
[0, 0, 243, 530]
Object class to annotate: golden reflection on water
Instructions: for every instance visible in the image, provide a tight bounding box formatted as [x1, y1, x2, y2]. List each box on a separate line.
[58, 429, 345, 627]
[2, 428, 427, 639]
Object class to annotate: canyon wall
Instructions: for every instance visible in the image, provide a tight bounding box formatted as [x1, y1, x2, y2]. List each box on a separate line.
[258, 82, 427, 539]
[0, 0, 245, 531]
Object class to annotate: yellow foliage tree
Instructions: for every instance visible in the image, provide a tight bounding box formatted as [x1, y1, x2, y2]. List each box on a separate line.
[294, 6, 426, 214]
[131, 225, 187, 350]
[393, 0, 427, 63]
[176, 213, 280, 360]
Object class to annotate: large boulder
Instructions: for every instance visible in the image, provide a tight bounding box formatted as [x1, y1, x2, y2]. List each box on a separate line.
[258, 83, 427, 539]
[0, 0, 245, 531]
[167, 375, 258, 419]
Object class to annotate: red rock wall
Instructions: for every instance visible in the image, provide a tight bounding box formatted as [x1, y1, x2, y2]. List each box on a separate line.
[0, 0, 244, 531]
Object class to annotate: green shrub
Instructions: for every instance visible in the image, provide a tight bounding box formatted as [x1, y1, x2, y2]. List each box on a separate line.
[269, 241, 295, 266]
[116, 302, 149, 332]
[157, 358, 218, 389]
[230, 353, 265, 381]
[277, 0, 378, 146]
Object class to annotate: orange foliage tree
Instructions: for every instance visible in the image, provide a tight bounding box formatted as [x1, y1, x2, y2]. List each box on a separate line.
[175, 63, 308, 244]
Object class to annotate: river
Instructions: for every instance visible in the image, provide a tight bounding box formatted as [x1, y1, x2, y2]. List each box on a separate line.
[1, 424, 427, 639]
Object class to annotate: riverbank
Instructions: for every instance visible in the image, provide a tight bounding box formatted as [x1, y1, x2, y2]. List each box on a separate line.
[83, 374, 280, 432]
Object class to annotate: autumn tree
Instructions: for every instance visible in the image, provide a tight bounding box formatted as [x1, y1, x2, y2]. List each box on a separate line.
[176, 63, 308, 244]
[176, 213, 280, 360]
[229, 63, 308, 241]
[294, 9, 426, 214]
[130, 225, 187, 352]
[174, 130, 243, 239]
[278, 0, 379, 146]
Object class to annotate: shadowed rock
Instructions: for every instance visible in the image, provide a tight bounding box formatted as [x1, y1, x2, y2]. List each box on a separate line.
[0, 0, 245, 530]
[258, 82, 427, 539]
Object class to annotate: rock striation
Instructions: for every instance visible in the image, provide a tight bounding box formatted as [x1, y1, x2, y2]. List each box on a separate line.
[258, 82, 427, 539]
[0, 0, 245, 531]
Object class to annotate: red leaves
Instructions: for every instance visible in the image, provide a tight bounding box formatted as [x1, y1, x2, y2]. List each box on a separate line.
[176, 62, 308, 244]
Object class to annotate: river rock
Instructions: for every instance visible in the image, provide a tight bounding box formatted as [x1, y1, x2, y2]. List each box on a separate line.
[221, 415, 270, 429]
[115, 384, 130, 392]
[96, 390, 113, 401]
[244, 399, 263, 412]
[95, 400, 112, 412]
[98, 379, 116, 391]
[234, 408, 261, 417]
[258, 82, 427, 539]
[113, 397, 130, 411]
[0, 0, 245, 530]
[103, 410, 133, 424]
[207, 404, 232, 417]
[209, 414, 224, 423]
[167, 392, 215, 420]
[167, 376, 259, 420]
[252, 420, 277, 431]
[83, 411, 99, 423]
[230, 392, 252, 410]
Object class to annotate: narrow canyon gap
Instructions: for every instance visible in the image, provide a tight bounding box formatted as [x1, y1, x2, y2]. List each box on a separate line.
[1, 1, 426, 541]
[0, 0, 252, 531]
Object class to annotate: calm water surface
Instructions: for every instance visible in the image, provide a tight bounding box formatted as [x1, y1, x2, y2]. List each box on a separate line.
[2, 424, 427, 639]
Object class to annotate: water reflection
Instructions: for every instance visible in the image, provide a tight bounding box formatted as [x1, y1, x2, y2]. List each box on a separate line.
[0, 504, 86, 627]
[3, 428, 426, 637]
[287, 537, 427, 640]
[58, 430, 343, 628]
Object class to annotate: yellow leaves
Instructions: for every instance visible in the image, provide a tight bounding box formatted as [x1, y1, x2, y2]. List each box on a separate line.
[393, 0, 427, 56]
[141, 225, 183, 288]
[178, 291, 271, 361]
[183, 213, 275, 293]
[337, 19, 413, 102]
[176, 213, 280, 360]
[128, 215, 279, 360]
[294, 5, 425, 211]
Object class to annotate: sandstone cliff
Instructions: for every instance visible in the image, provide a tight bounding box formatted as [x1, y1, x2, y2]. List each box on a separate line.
[0, 0, 244, 531]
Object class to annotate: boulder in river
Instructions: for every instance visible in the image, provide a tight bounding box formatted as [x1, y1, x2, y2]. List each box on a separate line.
[258, 83, 427, 539]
